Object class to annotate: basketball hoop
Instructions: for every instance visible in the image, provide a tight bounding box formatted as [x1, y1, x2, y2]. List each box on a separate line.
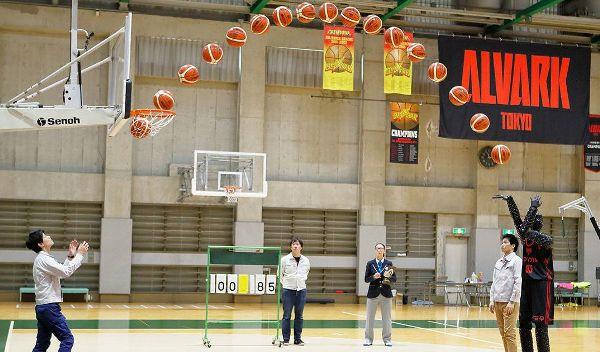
[130, 109, 176, 137]
[222, 186, 241, 203]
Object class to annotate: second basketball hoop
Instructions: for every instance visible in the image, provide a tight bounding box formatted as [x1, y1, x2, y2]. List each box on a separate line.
[223, 185, 242, 203]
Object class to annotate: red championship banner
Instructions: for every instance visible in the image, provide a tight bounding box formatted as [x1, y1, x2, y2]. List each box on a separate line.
[384, 32, 413, 95]
[323, 26, 355, 91]
[585, 114, 600, 172]
[390, 102, 419, 164]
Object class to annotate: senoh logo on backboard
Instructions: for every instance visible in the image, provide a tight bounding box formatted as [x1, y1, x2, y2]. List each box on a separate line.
[37, 117, 81, 127]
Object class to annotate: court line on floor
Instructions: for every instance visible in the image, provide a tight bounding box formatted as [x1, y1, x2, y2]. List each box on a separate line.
[427, 320, 470, 332]
[341, 311, 501, 347]
[3, 321, 13, 352]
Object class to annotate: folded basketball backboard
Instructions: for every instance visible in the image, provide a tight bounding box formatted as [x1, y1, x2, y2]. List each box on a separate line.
[0, 6, 131, 136]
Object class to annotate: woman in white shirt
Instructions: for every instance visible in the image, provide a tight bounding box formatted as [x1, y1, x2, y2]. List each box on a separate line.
[26, 229, 89, 352]
[489, 233, 522, 352]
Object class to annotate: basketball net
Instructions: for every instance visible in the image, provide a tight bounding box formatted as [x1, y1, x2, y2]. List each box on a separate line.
[223, 186, 241, 203]
[130, 109, 176, 137]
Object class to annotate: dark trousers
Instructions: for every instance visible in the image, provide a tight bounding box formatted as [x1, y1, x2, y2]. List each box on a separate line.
[33, 303, 74, 352]
[282, 288, 307, 342]
[519, 279, 554, 327]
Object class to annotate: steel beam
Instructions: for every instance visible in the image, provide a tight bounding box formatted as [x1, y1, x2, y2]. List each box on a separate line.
[380, 0, 415, 21]
[485, 0, 566, 34]
[249, 0, 270, 14]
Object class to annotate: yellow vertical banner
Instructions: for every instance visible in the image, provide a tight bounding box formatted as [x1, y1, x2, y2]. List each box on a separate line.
[384, 32, 414, 95]
[323, 26, 355, 91]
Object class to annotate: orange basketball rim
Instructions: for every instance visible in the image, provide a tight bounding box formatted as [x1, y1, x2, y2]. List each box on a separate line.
[129, 109, 176, 138]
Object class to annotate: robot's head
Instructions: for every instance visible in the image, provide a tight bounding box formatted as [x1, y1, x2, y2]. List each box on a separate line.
[532, 214, 543, 231]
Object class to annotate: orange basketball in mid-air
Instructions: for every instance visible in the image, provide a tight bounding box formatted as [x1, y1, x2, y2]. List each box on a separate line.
[153, 90, 174, 110]
[273, 6, 293, 27]
[318, 2, 338, 23]
[178, 64, 199, 85]
[130, 118, 151, 139]
[226, 26, 247, 47]
[470, 113, 490, 133]
[340, 7, 360, 28]
[406, 43, 426, 63]
[202, 43, 223, 65]
[491, 145, 511, 164]
[427, 62, 447, 82]
[296, 2, 316, 23]
[250, 14, 270, 35]
[363, 15, 382, 34]
[384, 27, 405, 48]
[449, 86, 470, 106]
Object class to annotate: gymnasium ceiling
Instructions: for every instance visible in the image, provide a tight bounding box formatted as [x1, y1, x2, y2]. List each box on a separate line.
[1, 0, 599, 46]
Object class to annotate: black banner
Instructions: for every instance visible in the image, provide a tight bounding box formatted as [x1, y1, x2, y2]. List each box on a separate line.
[585, 115, 600, 172]
[390, 102, 419, 164]
[438, 36, 590, 145]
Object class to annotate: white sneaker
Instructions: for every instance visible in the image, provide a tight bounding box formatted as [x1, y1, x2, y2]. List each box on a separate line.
[363, 340, 373, 346]
[384, 341, 393, 347]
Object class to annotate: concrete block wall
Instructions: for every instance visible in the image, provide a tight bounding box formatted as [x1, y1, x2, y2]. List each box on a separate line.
[0, 4, 599, 300]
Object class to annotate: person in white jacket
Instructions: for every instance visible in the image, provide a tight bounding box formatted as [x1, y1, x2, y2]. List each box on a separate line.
[280, 236, 310, 346]
[25, 229, 89, 352]
[489, 233, 522, 352]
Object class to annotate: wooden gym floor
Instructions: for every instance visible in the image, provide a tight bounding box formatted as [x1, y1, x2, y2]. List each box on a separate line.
[1, 302, 599, 351]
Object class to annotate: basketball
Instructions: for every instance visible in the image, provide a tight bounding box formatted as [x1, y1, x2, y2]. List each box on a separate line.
[225, 26, 247, 47]
[250, 14, 270, 35]
[363, 14, 382, 34]
[470, 113, 490, 133]
[427, 62, 447, 82]
[449, 86, 470, 106]
[153, 90, 175, 110]
[318, 2, 338, 23]
[407, 42, 426, 63]
[273, 6, 293, 27]
[202, 43, 223, 65]
[177, 64, 199, 85]
[384, 27, 405, 48]
[340, 7, 360, 28]
[491, 144, 511, 164]
[130, 118, 151, 139]
[296, 2, 316, 24]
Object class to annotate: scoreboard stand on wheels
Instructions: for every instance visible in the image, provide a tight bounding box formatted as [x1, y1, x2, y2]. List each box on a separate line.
[203, 245, 283, 348]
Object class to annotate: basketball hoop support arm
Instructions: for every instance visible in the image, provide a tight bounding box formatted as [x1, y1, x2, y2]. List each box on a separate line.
[5, 27, 125, 106]
[558, 196, 600, 240]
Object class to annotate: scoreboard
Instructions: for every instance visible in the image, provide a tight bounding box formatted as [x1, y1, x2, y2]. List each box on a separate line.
[210, 274, 277, 294]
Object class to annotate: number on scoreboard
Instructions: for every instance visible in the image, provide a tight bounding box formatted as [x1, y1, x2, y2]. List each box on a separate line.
[227, 274, 238, 294]
[266, 275, 277, 295]
[255, 274, 266, 294]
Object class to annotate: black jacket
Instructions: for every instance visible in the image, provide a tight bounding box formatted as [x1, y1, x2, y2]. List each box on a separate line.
[364, 258, 397, 298]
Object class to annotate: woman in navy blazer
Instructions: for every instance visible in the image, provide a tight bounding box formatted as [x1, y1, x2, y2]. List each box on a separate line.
[363, 243, 397, 346]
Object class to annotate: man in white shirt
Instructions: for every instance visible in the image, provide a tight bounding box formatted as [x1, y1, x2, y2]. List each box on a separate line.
[25, 229, 89, 352]
[489, 233, 522, 352]
[280, 236, 310, 346]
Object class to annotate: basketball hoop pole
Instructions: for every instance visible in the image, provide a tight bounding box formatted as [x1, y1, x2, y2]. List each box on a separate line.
[65, 0, 83, 108]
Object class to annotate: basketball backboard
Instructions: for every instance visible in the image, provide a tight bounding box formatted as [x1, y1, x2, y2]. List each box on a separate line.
[0, 4, 131, 136]
[191, 150, 268, 199]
